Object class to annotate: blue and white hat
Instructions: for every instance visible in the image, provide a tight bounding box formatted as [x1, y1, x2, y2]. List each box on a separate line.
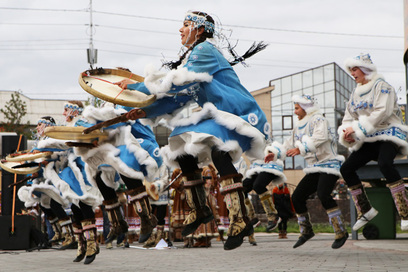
[344, 53, 377, 80]
[292, 94, 319, 114]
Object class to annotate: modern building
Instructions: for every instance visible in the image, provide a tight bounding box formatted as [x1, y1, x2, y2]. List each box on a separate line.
[252, 62, 356, 172]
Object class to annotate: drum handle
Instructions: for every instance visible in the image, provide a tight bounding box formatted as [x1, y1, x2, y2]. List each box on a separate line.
[82, 114, 129, 134]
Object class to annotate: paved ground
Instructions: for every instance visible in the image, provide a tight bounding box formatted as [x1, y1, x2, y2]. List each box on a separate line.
[1, 233, 408, 272]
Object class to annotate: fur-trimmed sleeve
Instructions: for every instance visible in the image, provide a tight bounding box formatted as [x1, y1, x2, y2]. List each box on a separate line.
[353, 81, 396, 141]
[264, 141, 286, 161]
[295, 115, 327, 156]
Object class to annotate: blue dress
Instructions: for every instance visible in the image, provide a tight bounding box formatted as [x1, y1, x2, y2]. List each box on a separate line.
[128, 41, 270, 167]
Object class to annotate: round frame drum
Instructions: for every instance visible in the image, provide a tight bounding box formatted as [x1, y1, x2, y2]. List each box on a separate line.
[79, 68, 156, 107]
[44, 126, 109, 142]
[0, 160, 40, 174]
[6, 150, 53, 162]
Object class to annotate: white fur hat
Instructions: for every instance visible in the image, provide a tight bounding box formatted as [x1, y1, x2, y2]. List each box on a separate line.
[292, 94, 319, 114]
[344, 53, 377, 74]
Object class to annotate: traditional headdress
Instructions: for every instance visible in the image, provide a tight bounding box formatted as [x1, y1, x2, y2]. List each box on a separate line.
[292, 94, 319, 114]
[64, 102, 84, 114]
[184, 12, 215, 34]
[344, 53, 377, 80]
[37, 116, 56, 127]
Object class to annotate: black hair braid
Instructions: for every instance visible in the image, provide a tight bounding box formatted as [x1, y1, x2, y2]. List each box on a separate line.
[163, 35, 208, 70]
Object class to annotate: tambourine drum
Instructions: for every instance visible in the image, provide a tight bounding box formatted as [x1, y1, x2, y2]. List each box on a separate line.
[6, 150, 53, 162]
[0, 160, 40, 174]
[79, 68, 156, 107]
[143, 180, 159, 201]
[44, 126, 109, 142]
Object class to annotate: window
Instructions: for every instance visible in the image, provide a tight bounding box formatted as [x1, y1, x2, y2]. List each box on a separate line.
[282, 115, 293, 130]
[313, 67, 324, 85]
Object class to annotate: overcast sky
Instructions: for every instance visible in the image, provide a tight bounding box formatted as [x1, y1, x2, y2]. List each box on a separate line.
[0, 0, 406, 103]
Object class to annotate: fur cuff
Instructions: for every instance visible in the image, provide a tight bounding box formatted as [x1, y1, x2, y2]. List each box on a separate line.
[351, 120, 367, 142]
[302, 135, 316, 153]
[295, 140, 307, 156]
[264, 141, 286, 161]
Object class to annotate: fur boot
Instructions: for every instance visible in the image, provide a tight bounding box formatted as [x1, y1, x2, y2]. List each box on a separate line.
[349, 184, 378, 231]
[82, 219, 99, 265]
[259, 191, 281, 232]
[128, 186, 158, 243]
[387, 180, 408, 231]
[59, 217, 77, 250]
[220, 173, 253, 250]
[103, 199, 129, 244]
[327, 208, 348, 249]
[49, 217, 63, 244]
[245, 197, 260, 227]
[181, 172, 214, 237]
[73, 223, 86, 262]
[293, 213, 314, 248]
[248, 233, 257, 245]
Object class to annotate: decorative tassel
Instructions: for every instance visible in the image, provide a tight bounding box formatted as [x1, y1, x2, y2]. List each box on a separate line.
[228, 41, 268, 66]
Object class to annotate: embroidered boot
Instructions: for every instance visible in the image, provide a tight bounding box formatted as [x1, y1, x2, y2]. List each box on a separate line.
[248, 233, 257, 245]
[73, 223, 86, 262]
[128, 186, 158, 243]
[327, 208, 349, 249]
[259, 191, 281, 232]
[103, 199, 129, 244]
[49, 217, 63, 244]
[82, 219, 99, 265]
[59, 217, 77, 250]
[220, 173, 253, 250]
[245, 197, 260, 228]
[293, 212, 315, 248]
[349, 184, 378, 231]
[387, 180, 408, 231]
[181, 171, 214, 237]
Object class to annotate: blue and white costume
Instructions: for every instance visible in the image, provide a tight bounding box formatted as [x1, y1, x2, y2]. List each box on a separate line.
[128, 40, 270, 167]
[74, 105, 162, 188]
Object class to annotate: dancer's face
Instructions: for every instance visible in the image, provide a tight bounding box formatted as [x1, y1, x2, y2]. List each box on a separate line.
[350, 67, 368, 85]
[294, 104, 306, 120]
[180, 21, 201, 48]
[36, 122, 47, 137]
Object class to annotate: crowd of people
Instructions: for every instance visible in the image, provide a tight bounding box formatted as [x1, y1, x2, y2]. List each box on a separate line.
[5, 10, 408, 266]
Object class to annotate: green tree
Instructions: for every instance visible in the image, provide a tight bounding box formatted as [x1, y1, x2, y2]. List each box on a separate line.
[0, 91, 31, 137]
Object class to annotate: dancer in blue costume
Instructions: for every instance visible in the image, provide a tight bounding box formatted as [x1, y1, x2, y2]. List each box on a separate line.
[48, 101, 103, 264]
[116, 11, 270, 250]
[17, 116, 75, 249]
[75, 104, 165, 245]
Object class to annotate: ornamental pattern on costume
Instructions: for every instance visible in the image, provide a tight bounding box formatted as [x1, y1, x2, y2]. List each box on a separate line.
[248, 113, 258, 126]
[264, 122, 271, 136]
[350, 100, 373, 112]
[186, 83, 200, 101]
[137, 138, 144, 144]
[366, 127, 408, 141]
[153, 147, 160, 157]
[251, 162, 283, 172]
[307, 160, 342, 170]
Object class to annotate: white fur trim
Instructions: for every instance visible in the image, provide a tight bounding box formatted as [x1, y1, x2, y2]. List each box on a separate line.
[302, 135, 317, 153]
[167, 102, 266, 162]
[143, 66, 213, 99]
[295, 140, 306, 156]
[303, 167, 342, 177]
[82, 105, 127, 123]
[264, 141, 286, 161]
[245, 162, 286, 186]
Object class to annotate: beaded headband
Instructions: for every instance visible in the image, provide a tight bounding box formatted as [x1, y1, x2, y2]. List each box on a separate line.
[37, 119, 55, 127]
[184, 12, 215, 34]
[64, 102, 83, 114]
